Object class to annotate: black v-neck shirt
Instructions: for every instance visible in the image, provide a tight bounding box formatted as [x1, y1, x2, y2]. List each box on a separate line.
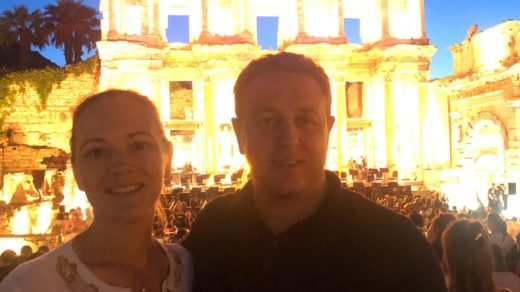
[183, 171, 447, 292]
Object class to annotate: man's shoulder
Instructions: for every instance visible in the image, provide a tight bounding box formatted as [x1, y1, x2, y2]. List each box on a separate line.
[331, 188, 423, 241]
[196, 191, 240, 219]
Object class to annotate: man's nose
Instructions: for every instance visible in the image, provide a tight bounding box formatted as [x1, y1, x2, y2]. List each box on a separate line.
[277, 120, 299, 146]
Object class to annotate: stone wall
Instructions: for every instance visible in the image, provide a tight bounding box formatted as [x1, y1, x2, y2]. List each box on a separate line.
[2, 68, 98, 156]
[1, 145, 67, 173]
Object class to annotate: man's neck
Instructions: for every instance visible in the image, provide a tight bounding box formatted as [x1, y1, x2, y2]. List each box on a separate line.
[252, 176, 327, 235]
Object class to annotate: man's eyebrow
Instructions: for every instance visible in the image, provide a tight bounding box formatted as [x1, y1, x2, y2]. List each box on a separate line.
[298, 106, 320, 113]
[251, 107, 276, 114]
[128, 131, 154, 138]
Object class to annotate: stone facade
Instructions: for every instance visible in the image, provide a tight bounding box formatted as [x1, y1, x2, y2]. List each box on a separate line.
[430, 21, 520, 215]
[97, 0, 435, 179]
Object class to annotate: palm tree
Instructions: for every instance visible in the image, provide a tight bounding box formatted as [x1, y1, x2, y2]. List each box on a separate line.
[0, 5, 49, 68]
[45, 0, 100, 65]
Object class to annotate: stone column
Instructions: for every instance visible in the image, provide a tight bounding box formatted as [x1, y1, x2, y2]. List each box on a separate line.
[152, 0, 160, 34]
[297, 0, 304, 34]
[381, 0, 390, 39]
[335, 81, 349, 170]
[338, 0, 344, 37]
[201, 0, 209, 33]
[384, 75, 394, 168]
[108, 0, 117, 33]
[203, 77, 217, 173]
[420, 0, 426, 38]
[233, 0, 241, 34]
[242, 0, 252, 34]
[142, 0, 150, 34]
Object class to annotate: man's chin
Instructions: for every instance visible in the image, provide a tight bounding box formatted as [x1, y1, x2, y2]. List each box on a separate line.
[259, 178, 306, 199]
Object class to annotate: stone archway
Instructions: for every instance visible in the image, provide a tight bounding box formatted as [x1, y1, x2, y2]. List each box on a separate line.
[458, 112, 508, 208]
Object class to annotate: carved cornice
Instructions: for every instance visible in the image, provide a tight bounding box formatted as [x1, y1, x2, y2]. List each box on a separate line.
[451, 78, 513, 101]
[106, 32, 167, 49]
[358, 37, 430, 52]
[196, 31, 255, 45]
[163, 120, 201, 130]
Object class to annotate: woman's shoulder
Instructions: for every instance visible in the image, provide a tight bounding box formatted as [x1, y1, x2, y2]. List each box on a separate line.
[160, 242, 193, 292]
[0, 241, 76, 291]
[163, 242, 192, 261]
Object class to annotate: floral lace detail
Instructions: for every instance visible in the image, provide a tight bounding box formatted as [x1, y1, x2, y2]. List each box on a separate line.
[166, 249, 184, 292]
[56, 255, 99, 292]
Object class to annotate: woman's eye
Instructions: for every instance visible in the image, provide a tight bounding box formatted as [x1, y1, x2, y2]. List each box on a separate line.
[86, 148, 107, 158]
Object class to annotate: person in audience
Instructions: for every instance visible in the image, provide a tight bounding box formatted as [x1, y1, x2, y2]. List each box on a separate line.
[505, 233, 520, 273]
[487, 213, 515, 262]
[183, 52, 446, 291]
[409, 212, 425, 233]
[0, 89, 192, 291]
[9, 245, 33, 269]
[427, 213, 457, 263]
[28, 245, 50, 261]
[442, 219, 514, 292]
[491, 244, 520, 292]
[0, 250, 17, 282]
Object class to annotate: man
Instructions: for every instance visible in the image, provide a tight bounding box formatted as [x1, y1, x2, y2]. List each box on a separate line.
[183, 52, 446, 291]
[488, 183, 498, 212]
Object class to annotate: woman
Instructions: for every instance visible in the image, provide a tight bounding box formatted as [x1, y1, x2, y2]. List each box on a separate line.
[426, 213, 457, 263]
[487, 213, 515, 261]
[0, 90, 192, 291]
[442, 219, 510, 292]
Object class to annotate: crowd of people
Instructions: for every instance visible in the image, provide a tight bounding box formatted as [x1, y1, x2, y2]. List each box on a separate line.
[1, 52, 520, 291]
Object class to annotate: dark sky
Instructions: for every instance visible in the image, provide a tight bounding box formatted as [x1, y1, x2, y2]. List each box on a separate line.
[1, 0, 518, 79]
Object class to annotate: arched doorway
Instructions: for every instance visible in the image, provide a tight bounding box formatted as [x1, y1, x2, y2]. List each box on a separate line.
[459, 113, 507, 210]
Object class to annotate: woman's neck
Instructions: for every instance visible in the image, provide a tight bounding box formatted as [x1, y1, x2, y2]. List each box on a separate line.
[73, 218, 157, 268]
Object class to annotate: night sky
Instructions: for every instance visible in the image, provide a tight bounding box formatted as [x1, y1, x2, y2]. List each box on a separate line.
[0, 0, 518, 79]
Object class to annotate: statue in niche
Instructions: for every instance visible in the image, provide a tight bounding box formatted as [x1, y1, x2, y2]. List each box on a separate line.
[51, 170, 65, 208]
[465, 24, 478, 41]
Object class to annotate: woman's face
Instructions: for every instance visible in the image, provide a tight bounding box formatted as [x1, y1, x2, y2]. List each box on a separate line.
[72, 96, 172, 223]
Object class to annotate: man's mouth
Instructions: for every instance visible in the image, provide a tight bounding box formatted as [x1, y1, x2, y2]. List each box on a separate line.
[273, 160, 303, 166]
[107, 183, 144, 194]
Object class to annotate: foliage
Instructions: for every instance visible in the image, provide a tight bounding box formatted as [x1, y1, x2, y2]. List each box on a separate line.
[45, 0, 100, 65]
[0, 5, 49, 68]
[0, 57, 97, 130]
[0, 1, 100, 68]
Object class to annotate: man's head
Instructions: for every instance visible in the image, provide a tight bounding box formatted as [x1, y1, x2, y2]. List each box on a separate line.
[234, 52, 332, 118]
[232, 52, 335, 199]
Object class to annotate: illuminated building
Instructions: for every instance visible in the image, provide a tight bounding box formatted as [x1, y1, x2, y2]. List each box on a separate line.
[432, 21, 520, 216]
[0, 1, 518, 252]
[97, 0, 434, 180]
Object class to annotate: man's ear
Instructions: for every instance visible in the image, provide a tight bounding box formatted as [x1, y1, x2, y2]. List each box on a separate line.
[327, 116, 335, 134]
[231, 117, 246, 154]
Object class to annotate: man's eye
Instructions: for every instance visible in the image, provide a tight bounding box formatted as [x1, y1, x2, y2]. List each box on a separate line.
[132, 141, 148, 151]
[297, 116, 316, 126]
[258, 117, 273, 126]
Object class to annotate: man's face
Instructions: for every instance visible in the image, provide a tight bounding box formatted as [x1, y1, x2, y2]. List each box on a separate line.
[232, 71, 334, 198]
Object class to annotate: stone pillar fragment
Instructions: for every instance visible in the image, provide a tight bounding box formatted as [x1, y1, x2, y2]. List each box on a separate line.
[109, 0, 117, 33]
[381, 0, 390, 39]
[297, 0, 305, 35]
[338, 0, 344, 37]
